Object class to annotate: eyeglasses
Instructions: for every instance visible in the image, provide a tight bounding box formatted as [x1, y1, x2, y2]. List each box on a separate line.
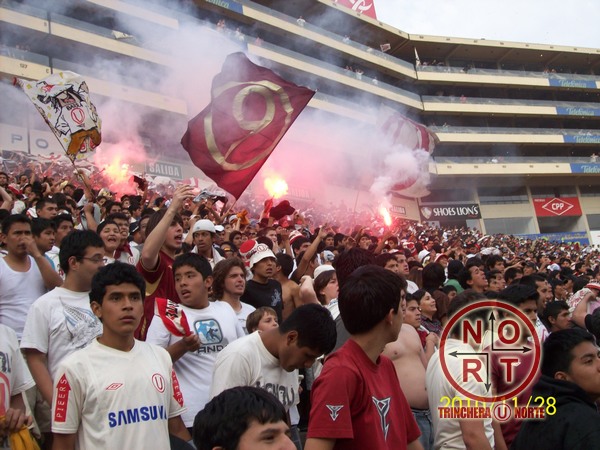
[80, 256, 106, 264]
[222, 248, 233, 253]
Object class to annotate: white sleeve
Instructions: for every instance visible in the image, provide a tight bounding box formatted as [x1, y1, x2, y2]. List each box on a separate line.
[168, 368, 186, 419]
[20, 300, 50, 353]
[2, 326, 35, 395]
[51, 361, 84, 434]
[209, 349, 254, 400]
[145, 316, 175, 349]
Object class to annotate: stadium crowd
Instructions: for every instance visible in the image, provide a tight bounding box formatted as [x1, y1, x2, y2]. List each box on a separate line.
[1, 154, 600, 450]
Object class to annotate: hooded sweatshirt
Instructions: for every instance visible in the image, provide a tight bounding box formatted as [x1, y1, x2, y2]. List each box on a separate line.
[512, 375, 600, 450]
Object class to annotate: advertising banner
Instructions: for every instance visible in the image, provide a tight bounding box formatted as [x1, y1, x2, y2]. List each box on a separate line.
[419, 203, 481, 221]
[532, 197, 582, 217]
[516, 232, 589, 245]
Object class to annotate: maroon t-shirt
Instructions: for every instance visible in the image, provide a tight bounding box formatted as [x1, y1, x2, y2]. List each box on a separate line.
[135, 251, 179, 340]
[308, 339, 420, 449]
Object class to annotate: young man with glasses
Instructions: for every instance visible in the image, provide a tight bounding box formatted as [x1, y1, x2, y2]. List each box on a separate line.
[21, 230, 105, 444]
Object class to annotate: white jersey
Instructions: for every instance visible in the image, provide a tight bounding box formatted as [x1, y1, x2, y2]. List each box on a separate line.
[216, 300, 255, 334]
[115, 246, 140, 266]
[146, 301, 244, 426]
[0, 256, 46, 339]
[51, 339, 185, 450]
[426, 338, 495, 449]
[20, 287, 102, 380]
[46, 246, 63, 278]
[0, 324, 35, 415]
[209, 331, 300, 411]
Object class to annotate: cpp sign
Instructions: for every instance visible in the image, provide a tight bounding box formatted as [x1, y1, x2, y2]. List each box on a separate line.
[533, 197, 582, 217]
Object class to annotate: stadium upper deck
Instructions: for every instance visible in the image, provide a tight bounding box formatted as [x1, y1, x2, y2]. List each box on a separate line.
[0, 0, 599, 241]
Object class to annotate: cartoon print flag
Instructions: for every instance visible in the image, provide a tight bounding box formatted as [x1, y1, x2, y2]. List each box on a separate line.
[14, 71, 101, 161]
[181, 52, 315, 199]
[155, 297, 192, 337]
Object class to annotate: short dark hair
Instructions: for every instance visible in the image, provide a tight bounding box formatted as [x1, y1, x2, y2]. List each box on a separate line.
[486, 269, 502, 282]
[279, 304, 336, 354]
[145, 209, 182, 239]
[275, 253, 294, 277]
[339, 265, 406, 335]
[291, 236, 309, 253]
[105, 212, 129, 223]
[90, 262, 145, 306]
[518, 274, 547, 288]
[35, 197, 57, 211]
[504, 266, 523, 284]
[457, 268, 473, 290]
[541, 328, 595, 378]
[172, 253, 212, 280]
[193, 386, 288, 450]
[442, 285, 457, 296]
[374, 252, 397, 268]
[485, 255, 504, 271]
[422, 262, 446, 291]
[31, 217, 56, 236]
[1, 214, 31, 235]
[59, 230, 104, 275]
[96, 220, 119, 236]
[246, 307, 277, 333]
[541, 300, 569, 328]
[498, 284, 539, 307]
[54, 213, 74, 229]
[212, 257, 246, 299]
[334, 248, 375, 288]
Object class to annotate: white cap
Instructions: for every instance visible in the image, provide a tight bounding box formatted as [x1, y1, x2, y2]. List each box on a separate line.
[313, 264, 335, 279]
[248, 243, 276, 269]
[192, 219, 216, 234]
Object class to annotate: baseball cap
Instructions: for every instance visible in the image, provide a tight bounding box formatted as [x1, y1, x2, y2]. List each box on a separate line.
[129, 222, 140, 234]
[214, 224, 225, 233]
[192, 219, 216, 234]
[289, 230, 303, 244]
[249, 246, 276, 269]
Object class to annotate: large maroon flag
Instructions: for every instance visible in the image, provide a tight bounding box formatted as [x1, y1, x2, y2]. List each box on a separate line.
[181, 53, 315, 199]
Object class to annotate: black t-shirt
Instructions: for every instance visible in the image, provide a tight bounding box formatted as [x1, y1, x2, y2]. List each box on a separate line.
[241, 279, 283, 322]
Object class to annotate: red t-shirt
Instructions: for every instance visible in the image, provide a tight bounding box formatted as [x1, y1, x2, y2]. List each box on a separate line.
[135, 251, 179, 340]
[308, 339, 420, 449]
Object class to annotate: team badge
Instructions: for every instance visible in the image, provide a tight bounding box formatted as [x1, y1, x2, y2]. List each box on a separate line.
[326, 404, 344, 421]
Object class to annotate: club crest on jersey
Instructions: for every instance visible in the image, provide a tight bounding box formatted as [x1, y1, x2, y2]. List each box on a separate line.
[372, 396, 391, 439]
[152, 373, 166, 393]
[326, 404, 343, 421]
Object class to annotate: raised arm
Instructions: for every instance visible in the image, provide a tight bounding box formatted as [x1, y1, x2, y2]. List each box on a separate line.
[141, 185, 194, 269]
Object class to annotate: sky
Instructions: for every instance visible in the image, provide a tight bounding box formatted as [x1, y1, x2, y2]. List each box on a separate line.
[375, 0, 600, 49]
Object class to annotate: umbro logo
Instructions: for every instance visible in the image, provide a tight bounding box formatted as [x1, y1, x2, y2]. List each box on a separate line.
[106, 383, 123, 391]
[326, 404, 343, 421]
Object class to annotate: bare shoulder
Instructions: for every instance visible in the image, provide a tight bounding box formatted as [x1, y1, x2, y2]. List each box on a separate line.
[384, 325, 422, 359]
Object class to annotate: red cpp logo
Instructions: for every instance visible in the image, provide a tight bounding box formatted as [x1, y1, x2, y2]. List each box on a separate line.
[541, 198, 574, 216]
